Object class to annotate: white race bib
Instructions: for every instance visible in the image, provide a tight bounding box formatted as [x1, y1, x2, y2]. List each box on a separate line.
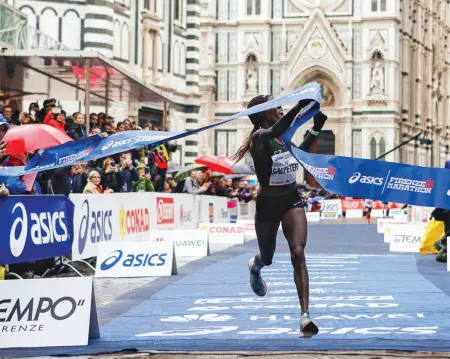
[269, 151, 299, 186]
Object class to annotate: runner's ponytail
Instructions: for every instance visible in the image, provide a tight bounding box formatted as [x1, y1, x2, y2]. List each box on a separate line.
[231, 124, 260, 163]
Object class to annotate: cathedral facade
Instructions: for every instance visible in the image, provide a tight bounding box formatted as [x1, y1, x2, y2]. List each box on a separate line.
[198, 0, 450, 183]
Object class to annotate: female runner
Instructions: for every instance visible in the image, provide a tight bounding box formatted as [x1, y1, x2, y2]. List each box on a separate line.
[232, 95, 328, 337]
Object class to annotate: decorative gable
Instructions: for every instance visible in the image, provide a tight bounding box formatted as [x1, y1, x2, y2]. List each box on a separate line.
[287, 8, 349, 77]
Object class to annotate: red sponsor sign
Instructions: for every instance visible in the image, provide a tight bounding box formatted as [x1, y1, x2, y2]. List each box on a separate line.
[371, 201, 404, 209]
[341, 199, 364, 211]
[157, 197, 175, 224]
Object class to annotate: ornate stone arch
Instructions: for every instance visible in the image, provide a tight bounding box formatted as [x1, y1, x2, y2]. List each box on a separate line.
[289, 65, 344, 107]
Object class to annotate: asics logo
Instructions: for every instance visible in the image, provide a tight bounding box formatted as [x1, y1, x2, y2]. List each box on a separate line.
[349, 172, 362, 184]
[349, 172, 384, 186]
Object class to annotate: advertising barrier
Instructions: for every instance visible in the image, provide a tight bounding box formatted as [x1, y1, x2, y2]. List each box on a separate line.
[341, 198, 364, 217]
[150, 230, 208, 257]
[0, 277, 99, 348]
[70, 194, 118, 261]
[200, 223, 245, 244]
[320, 199, 342, 219]
[238, 201, 256, 220]
[176, 194, 198, 230]
[228, 199, 238, 223]
[411, 206, 433, 225]
[389, 224, 425, 253]
[0, 196, 74, 265]
[95, 240, 177, 278]
[153, 194, 177, 230]
[116, 193, 153, 242]
[306, 212, 321, 222]
[70, 193, 222, 260]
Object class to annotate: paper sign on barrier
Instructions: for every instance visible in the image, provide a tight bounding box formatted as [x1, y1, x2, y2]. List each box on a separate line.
[0, 277, 99, 348]
[237, 219, 257, 239]
[377, 218, 408, 234]
[95, 240, 177, 278]
[150, 230, 208, 257]
[200, 223, 245, 244]
[388, 224, 425, 253]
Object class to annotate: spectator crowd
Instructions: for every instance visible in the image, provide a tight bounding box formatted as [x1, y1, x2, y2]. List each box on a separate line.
[0, 98, 259, 201]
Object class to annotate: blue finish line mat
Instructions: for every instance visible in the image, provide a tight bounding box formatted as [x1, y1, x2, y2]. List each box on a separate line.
[4, 224, 450, 356]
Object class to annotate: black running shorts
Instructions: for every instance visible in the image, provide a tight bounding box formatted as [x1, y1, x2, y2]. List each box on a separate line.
[255, 190, 305, 223]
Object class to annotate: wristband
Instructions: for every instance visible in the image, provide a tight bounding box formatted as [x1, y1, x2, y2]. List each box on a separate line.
[310, 128, 320, 136]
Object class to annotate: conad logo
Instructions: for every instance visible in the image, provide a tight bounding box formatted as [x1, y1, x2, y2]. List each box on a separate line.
[209, 226, 243, 234]
[120, 206, 150, 238]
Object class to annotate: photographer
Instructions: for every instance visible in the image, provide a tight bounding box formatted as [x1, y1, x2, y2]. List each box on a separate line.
[119, 152, 139, 192]
[101, 158, 123, 193]
[20, 111, 37, 125]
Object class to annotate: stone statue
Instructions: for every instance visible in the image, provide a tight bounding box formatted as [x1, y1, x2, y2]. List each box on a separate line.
[247, 69, 257, 94]
[370, 62, 384, 94]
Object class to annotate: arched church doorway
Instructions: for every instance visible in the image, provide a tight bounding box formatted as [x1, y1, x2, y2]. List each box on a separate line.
[290, 67, 340, 188]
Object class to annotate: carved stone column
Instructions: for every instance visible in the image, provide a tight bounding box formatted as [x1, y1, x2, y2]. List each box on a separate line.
[141, 8, 162, 84]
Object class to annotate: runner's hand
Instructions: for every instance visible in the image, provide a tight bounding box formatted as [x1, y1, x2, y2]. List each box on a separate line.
[313, 112, 328, 132]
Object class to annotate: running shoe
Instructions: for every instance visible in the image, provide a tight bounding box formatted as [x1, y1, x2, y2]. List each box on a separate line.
[300, 311, 319, 338]
[248, 258, 267, 297]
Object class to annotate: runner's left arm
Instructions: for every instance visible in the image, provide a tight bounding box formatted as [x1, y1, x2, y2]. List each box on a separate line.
[291, 112, 328, 152]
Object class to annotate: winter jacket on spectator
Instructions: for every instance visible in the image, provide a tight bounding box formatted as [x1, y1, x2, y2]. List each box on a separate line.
[72, 173, 88, 194]
[121, 166, 139, 192]
[44, 112, 65, 133]
[65, 119, 86, 140]
[83, 182, 102, 194]
[132, 177, 155, 192]
[101, 170, 123, 193]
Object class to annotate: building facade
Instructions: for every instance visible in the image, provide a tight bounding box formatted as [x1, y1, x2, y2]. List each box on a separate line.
[199, 0, 450, 184]
[3, 0, 202, 166]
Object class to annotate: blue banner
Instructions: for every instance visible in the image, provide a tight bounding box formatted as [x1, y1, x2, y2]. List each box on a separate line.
[0, 195, 74, 265]
[281, 84, 450, 210]
[0, 85, 319, 177]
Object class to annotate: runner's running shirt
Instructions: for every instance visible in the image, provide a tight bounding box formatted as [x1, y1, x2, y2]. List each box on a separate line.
[250, 138, 298, 195]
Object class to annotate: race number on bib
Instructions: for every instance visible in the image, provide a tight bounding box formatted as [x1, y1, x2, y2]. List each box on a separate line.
[269, 152, 298, 186]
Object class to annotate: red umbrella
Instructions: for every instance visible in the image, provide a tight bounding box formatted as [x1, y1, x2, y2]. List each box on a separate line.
[194, 155, 235, 175]
[4, 124, 73, 155]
